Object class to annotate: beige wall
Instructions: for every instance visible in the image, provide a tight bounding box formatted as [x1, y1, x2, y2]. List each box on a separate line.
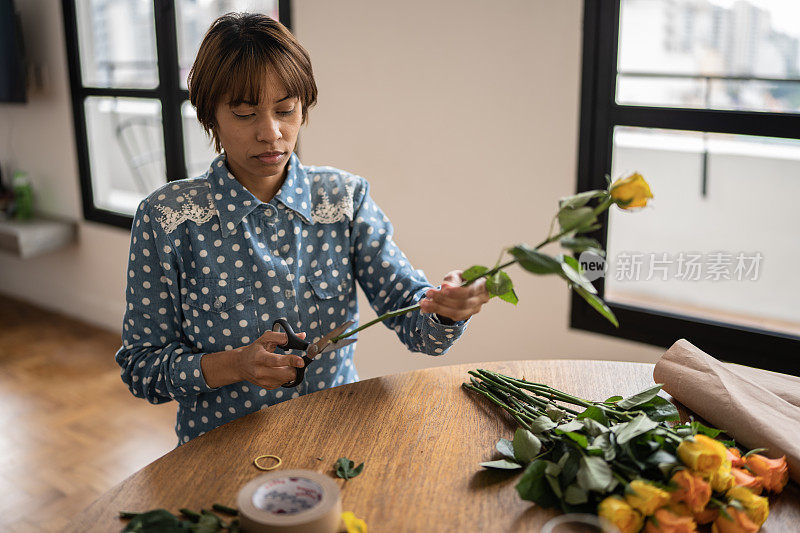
[0, 0, 662, 381]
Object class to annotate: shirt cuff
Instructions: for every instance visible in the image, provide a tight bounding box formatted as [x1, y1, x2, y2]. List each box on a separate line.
[421, 312, 469, 355]
[169, 351, 218, 404]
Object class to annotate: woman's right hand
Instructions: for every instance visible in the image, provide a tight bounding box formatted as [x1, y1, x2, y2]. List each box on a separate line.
[235, 330, 307, 390]
[200, 330, 307, 389]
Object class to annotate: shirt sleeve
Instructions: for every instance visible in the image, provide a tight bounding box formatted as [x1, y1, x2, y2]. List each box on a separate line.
[114, 199, 217, 408]
[349, 179, 469, 355]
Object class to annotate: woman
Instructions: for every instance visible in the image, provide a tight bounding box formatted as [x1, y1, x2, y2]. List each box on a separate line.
[116, 13, 489, 445]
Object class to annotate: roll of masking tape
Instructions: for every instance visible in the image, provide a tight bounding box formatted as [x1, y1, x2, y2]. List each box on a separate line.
[237, 470, 342, 533]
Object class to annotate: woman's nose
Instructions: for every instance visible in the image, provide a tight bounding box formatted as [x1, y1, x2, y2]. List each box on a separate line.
[255, 116, 282, 142]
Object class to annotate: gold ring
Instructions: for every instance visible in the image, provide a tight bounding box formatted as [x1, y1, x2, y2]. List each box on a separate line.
[254, 454, 282, 471]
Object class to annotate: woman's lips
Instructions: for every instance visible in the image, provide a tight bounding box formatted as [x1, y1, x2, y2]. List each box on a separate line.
[255, 152, 285, 164]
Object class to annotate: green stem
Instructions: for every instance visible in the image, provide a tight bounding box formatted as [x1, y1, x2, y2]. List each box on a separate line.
[332, 303, 419, 342]
[333, 197, 616, 342]
[462, 383, 532, 424]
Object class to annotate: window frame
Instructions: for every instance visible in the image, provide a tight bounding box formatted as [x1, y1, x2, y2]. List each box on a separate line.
[572, 0, 800, 375]
[61, 0, 292, 230]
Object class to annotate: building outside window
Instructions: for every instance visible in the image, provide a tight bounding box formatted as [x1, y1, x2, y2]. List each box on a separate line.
[574, 0, 800, 374]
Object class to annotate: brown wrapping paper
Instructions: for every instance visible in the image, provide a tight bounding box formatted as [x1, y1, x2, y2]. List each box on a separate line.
[653, 339, 800, 484]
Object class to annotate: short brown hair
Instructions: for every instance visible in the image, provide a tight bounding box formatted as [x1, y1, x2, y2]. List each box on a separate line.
[188, 13, 318, 153]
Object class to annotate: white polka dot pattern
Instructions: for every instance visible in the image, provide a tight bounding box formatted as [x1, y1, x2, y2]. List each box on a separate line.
[115, 153, 468, 447]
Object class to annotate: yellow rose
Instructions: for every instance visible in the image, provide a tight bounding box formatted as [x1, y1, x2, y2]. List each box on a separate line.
[710, 461, 735, 492]
[625, 480, 672, 516]
[726, 486, 769, 527]
[677, 435, 727, 477]
[341, 511, 367, 533]
[609, 172, 653, 209]
[598, 496, 644, 533]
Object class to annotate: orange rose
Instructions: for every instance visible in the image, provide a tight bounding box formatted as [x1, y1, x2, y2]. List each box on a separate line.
[598, 496, 644, 533]
[694, 507, 719, 525]
[730, 467, 762, 494]
[669, 502, 718, 525]
[677, 435, 727, 477]
[625, 480, 672, 516]
[644, 508, 697, 533]
[670, 470, 711, 513]
[726, 486, 769, 527]
[745, 453, 789, 493]
[727, 448, 745, 468]
[711, 507, 758, 533]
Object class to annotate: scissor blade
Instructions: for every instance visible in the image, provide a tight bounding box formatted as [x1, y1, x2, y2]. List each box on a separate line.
[308, 321, 355, 355]
[319, 337, 357, 354]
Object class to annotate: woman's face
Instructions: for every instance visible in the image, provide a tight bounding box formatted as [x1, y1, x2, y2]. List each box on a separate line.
[213, 72, 303, 185]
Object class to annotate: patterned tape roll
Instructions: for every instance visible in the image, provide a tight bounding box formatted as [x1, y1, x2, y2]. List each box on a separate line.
[237, 470, 342, 533]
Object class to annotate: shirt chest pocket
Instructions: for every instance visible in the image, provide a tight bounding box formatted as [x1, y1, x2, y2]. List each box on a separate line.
[308, 274, 352, 334]
[182, 278, 260, 350]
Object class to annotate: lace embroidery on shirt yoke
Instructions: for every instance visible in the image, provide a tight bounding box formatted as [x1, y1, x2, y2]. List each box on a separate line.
[311, 184, 354, 224]
[154, 197, 217, 235]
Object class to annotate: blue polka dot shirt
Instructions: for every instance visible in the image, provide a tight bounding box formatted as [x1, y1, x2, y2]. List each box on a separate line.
[115, 152, 469, 445]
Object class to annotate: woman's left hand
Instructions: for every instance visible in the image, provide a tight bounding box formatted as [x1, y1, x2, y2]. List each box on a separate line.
[419, 270, 491, 323]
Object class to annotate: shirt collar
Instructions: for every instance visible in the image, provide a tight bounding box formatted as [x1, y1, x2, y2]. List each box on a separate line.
[209, 152, 312, 238]
[273, 152, 313, 225]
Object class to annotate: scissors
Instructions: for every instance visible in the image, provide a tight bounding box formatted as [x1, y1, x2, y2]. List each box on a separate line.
[271, 318, 358, 388]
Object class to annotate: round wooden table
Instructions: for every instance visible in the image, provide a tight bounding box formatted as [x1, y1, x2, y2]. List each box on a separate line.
[67, 360, 799, 532]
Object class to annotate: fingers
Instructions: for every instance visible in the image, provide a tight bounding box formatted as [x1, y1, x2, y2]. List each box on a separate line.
[255, 366, 298, 389]
[422, 299, 480, 322]
[419, 273, 491, 321]
[255, 330, 288, 348]
[442, 270, 463, 285]
[257, 350, 305, 368]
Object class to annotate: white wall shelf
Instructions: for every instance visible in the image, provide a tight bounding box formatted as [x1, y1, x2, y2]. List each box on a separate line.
[0, 217, 77, 259]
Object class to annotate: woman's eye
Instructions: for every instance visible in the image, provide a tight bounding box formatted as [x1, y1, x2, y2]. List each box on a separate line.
[233, 112, 254, 118]
[277, 107, 296, 116]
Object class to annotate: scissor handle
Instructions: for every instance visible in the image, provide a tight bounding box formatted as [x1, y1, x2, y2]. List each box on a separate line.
[272, 318, 312, 388]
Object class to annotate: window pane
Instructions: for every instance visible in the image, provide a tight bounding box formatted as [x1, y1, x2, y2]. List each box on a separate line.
[84, 97, 166, 215]
[75, 0, 158, 89]
[617, 0, 800, 113]
[176, 0, 280, 89]
[605, 126, 800, 337]
[182, 101, 217, 178]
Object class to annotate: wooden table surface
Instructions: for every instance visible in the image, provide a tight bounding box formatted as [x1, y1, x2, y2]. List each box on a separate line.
[67, 360, 799, 532]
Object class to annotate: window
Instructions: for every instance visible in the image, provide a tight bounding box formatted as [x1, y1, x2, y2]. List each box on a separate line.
[574, 0, 800, 374]
[62, 0, 288, 228]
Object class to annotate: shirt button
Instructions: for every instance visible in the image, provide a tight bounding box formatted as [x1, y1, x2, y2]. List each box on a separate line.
[284, 289, 294, 299]
[213, 298, 223, 309]
[263, 206, 274, 217]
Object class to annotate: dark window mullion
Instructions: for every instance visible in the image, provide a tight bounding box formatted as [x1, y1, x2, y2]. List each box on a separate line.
[611, 105, 800, 140]
[62, 0, 101, 226]
[153, 0, 186, 183]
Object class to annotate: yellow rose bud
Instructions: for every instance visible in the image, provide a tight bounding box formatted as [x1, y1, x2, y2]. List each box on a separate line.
[677, 435, 727, 477]
[726, 486, 770, 527]
[625, 479, 672, 516]
[598, 496, 644, 533]
[609, 172, 653, 209]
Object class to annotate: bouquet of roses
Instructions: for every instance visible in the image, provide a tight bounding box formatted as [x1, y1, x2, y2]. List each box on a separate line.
[465, 370, 790, 532]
